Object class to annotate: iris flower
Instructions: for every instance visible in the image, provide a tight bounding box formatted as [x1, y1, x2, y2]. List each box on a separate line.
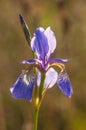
[10, 27, 73, 101]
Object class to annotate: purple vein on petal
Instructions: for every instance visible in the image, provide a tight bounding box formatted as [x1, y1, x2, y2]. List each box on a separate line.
[57, 70, 73, 98]
[10, 70, 36, 101]
[31, 28, 49, 60]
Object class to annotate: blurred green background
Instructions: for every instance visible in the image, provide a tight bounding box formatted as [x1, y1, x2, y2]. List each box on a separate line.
[0, 0, 86, 130]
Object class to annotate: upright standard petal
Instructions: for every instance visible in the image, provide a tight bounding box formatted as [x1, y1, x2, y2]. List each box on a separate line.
[57, 70, 73, 98]
[44, 68, 58, 88]
[44, 27, 56, 57]
[31, 28, 49, 60]
[10, 71, 36, 101]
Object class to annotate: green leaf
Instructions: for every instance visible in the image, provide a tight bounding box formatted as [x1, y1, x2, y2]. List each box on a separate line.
[19, 14, 31, 46]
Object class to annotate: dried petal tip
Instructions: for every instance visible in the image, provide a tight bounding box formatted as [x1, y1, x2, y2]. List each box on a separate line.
[19, 14, 31, 45]
[19, 14, 24, 25]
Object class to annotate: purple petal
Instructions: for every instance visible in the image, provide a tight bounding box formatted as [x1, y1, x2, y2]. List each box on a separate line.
[44, 27, 56, 57]
[57, 70, 73, 98]
[49, 58, 69, 64]
[21, 59, 41, 64]
[10, 72, 36, 101]
[36, 68, 58, 88]
[44, 68, 58, 88]
[31, 28, 49, 60]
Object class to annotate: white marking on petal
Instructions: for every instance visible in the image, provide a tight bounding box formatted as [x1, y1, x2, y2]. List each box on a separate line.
[23, 74, 30, 85]
[10, 87, 13, 93]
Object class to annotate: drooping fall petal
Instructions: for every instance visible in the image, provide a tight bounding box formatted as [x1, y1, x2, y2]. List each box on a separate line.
[36, 68, 58, 89]
[44, 68, 58, 88]
[10, 72, 36, 101]
[57, 70, 73, 98]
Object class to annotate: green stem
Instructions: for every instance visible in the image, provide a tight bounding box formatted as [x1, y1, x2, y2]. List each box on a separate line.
[33, 72, 45, 130]
[34, 106, 39, 130]
[39, 72, 45, 100]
